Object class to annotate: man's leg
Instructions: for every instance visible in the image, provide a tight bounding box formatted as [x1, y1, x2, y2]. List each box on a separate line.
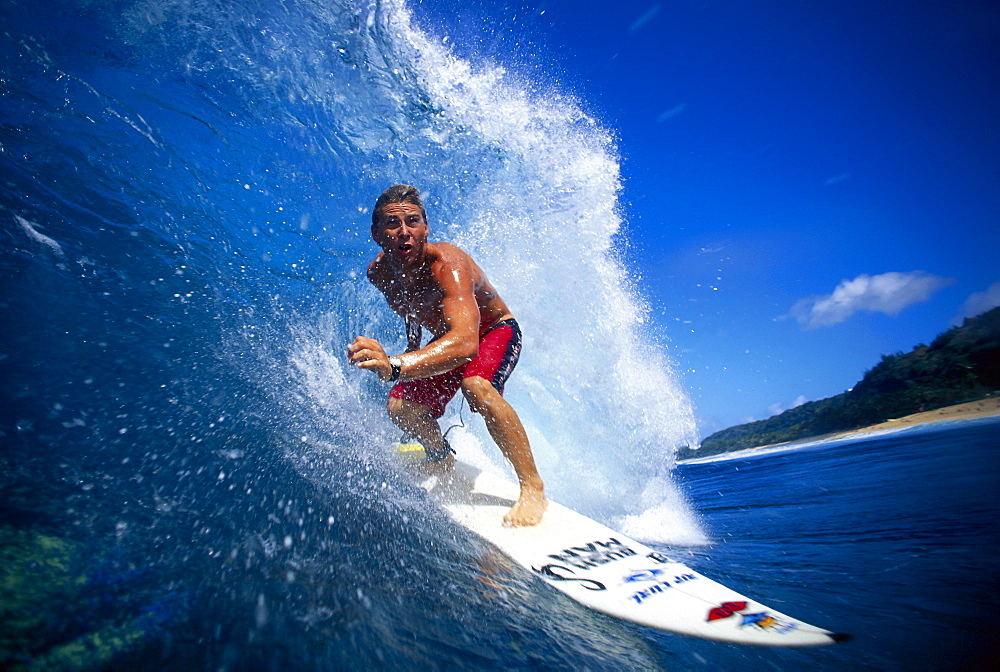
[387, 396, 454, 471]
[461, 376, 546, 527]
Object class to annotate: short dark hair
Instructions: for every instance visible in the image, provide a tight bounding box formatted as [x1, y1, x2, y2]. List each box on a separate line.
[372, 184, 426, 225]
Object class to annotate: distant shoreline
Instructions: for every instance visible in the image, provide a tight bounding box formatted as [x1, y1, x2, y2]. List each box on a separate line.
[682, 397, 1000, 464]
[825, 396, 1000, 440]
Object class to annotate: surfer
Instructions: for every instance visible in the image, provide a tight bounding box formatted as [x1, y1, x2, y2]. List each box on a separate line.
[348, 184, 547, 527]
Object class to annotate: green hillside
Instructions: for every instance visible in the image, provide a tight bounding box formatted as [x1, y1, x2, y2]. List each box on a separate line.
[681, 306, 1000, 460]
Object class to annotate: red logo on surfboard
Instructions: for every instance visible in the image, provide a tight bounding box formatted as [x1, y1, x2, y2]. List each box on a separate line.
[707, 601, 748, 621]
[707, 601, 800, 634]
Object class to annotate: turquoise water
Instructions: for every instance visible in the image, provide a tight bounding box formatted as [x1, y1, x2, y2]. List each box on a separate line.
[3, 0, 998, 669]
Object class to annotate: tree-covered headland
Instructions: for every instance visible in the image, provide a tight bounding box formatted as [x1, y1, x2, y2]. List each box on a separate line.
[681, 306, 1000, 459]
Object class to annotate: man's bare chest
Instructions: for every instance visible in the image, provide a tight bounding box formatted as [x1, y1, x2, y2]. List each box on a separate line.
[387, 284, 445, 324]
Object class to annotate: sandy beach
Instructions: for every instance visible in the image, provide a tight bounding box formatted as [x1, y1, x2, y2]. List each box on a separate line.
[833, 396, 1000, 439]
[683, 396, 1000, 464]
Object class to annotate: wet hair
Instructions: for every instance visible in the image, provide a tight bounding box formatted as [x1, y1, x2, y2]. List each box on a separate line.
[372, 184, 427, 225]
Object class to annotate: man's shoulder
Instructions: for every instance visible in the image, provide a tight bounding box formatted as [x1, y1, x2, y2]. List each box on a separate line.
[427, 240, 461, 255]
[427, 242, 473, 267]
[366, 253, 388, 283]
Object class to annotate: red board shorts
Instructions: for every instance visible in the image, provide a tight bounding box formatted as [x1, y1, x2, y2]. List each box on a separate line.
[388, 318, 522, 419]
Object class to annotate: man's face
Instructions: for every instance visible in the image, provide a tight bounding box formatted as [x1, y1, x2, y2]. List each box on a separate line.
[372, 202, 428, 267]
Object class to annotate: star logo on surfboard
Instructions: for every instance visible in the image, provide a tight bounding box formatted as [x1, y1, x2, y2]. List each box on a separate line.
[706, 601, 799, 634]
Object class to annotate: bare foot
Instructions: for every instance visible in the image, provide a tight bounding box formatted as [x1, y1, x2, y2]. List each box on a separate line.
[503, 484, 547, 527]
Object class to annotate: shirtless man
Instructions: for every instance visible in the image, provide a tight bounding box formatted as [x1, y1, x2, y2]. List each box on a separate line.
[347, 184, 547, 527]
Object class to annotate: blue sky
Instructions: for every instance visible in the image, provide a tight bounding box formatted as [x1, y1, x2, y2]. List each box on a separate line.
[414, 0, 1000, 436]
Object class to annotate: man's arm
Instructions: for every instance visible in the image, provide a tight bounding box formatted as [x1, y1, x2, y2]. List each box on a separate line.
[349, 247, 480, 381]
[391, 248, 480, 379]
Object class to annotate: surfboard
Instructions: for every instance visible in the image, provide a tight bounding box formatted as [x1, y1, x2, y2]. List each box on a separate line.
[397, 443, 849, 647]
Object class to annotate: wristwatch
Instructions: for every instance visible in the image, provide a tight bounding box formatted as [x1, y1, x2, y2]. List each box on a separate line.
[388, 356, 403, 382]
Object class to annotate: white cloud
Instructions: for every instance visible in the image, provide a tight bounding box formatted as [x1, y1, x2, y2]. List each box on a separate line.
[656, 103, 687, 122]
[629, 4, 661, 33]
[767, 395, 809, 418]
[955, 281, 1000, 322]
[789, 271, 954, 329]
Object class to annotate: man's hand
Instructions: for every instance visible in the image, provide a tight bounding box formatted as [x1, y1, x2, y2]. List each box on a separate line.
[348, 336, 393, 381]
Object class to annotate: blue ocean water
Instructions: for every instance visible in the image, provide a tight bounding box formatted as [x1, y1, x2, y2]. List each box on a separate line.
[2, 0, 998, 669]
[672, 419, 1000, 670]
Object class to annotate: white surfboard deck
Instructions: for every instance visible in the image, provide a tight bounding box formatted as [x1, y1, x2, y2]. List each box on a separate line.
[399, 444, 848, 647]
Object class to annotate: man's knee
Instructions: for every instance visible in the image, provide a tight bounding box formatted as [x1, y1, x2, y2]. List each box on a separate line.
[387, 396, 432, 423]
[461, 376, 498, 413]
